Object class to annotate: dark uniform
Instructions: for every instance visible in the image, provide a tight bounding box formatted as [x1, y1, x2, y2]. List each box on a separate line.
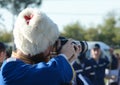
[72, 54, 93, 85]
[108, 53, 118, 85]
[84, 57, 109, 85]
[110, 54, 118, 70]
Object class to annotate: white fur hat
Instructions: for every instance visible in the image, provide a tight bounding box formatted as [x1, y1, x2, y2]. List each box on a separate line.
[13, 8, 60, 56]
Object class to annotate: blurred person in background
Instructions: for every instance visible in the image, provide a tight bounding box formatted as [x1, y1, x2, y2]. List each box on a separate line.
[115, 53, 120, 85]
[84, 43, 109, 85]
[72, 53, 93, 85]
[105, 48, 119, 85]
[115, 53, 120, 68]
[0, 8, 81, 85]
[0, 42, 6, 68]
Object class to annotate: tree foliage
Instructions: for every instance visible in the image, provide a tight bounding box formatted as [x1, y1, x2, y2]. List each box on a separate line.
[0, 29, 12, 42]
[84, 27, 98, 41]
[61, 15, 120, 47]
[0, 0, 42, 15]
[0, 0, 42, 34]
[61, 22, 85, 41]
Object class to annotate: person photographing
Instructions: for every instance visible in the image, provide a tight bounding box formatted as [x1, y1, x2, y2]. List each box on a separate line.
[0, 8, 81, 85]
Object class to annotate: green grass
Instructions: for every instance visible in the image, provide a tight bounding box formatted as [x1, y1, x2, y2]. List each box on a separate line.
[114, 49, 120, 54]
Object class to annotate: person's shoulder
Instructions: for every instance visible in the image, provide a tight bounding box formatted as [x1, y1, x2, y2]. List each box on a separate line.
[87, 57, 92, 60]
[5, 57, 21, 65]
[83, 58, 93, 67]
[1, 57, 23, 72]
[6, 57, 17, 62]
[100, 56, 109, 62]
[85, 57, 93, 62]
[53, 54, 69, 63]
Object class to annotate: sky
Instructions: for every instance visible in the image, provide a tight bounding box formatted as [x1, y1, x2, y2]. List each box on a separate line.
[40, 0, 120, 31]
[1, 0, 120, 32]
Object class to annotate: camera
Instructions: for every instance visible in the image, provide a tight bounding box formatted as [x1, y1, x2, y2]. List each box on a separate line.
[58, 36, 88, 54]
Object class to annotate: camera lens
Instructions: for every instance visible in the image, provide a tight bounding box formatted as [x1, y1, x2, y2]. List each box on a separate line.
[57, 36, 88, 54]
[80, 41, 88, 54]
[71, 40, 88, 54]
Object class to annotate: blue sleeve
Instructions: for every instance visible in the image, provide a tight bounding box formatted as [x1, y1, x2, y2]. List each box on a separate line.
[1, 55, 73, 85]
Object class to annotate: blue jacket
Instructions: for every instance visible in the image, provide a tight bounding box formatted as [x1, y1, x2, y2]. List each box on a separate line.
[0, 54, 73, 85]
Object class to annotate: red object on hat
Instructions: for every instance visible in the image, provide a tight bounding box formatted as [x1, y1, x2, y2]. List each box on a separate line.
[24, 15, 33, 25]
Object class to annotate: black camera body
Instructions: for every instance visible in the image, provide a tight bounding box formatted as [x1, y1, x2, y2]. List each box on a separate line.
[59, 37, 88, 54]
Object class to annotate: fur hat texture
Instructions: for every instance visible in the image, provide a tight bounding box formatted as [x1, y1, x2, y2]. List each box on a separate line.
[13, 8, 60, 56]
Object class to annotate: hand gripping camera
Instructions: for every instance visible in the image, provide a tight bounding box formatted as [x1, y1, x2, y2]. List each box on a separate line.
[56, 36, 88, 54]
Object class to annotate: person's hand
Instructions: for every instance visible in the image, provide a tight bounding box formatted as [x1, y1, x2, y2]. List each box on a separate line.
[73, 44, 82, 58]
[60, 39, 81, 60]
[110, 75, 117, 80]
[68, 41, 82, 62]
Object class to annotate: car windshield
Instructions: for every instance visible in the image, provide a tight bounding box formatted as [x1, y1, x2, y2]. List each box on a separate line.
[85, 41, 111, 61]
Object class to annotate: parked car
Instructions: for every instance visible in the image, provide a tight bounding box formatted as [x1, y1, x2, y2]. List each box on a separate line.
[85, 41, 111, 61]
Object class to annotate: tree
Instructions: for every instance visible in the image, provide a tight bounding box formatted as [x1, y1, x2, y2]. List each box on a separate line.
[61, 12, 120, 47]
[0, 29, 12, 42]
[112, 27, 120, 46]
[99, 15, 117, 45]
[0, 0, 42, 32]
[84, 27, 98, 41]
[61, 22, 86, 41]
[0, 0, 42, 15]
